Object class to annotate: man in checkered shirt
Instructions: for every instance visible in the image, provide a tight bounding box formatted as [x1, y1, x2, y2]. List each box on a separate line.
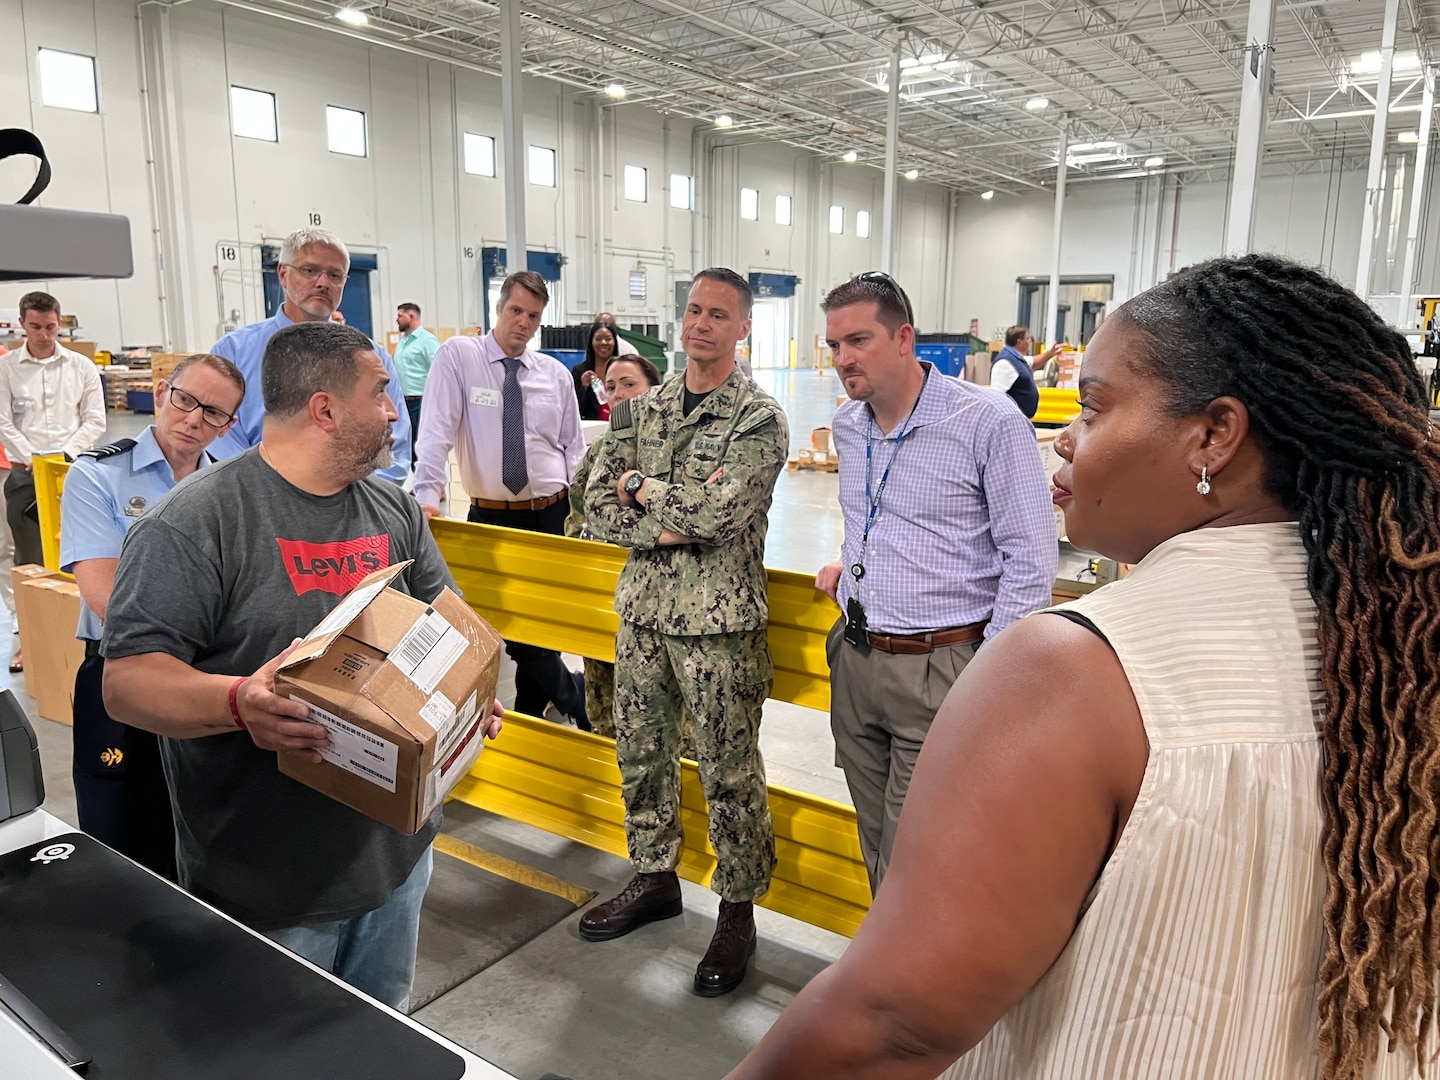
[817, 273, 1058, 892]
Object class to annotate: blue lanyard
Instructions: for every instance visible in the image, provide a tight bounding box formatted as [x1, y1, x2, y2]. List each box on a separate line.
[854, 370, 927, 579]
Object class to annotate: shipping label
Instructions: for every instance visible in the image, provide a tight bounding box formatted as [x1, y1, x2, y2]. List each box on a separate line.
[292, 696, 399, 792]
[388, 607, 468, 694]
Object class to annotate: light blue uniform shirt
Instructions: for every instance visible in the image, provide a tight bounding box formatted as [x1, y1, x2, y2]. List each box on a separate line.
[208, 308, 412, 482]
[59, 426, 212, 641]
[394, 327, 441, 397]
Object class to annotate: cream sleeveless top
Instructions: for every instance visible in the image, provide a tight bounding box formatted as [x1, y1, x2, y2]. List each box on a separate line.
[942, 522, 1433, 1080]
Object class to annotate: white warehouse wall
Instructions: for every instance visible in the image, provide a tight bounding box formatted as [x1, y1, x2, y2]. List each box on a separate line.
[1, 0, 1438, 354]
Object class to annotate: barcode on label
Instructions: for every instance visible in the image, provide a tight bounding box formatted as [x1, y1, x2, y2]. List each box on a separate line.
[395, 608, 444, 668]
[389, 608, 468, 694]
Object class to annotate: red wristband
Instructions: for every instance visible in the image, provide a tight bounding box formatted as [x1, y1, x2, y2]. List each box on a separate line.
[229, 676, 249, 730]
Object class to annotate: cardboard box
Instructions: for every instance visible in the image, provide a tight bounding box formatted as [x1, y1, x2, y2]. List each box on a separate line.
[16, 574, 85, 724]
[66, 340, 97, 360]
[810, 426, 831, 453]
[12, 564, 64, 700]
[149, 352, 188, 389]
[964, 351, 992, 385]
[275, 562, 504, 834]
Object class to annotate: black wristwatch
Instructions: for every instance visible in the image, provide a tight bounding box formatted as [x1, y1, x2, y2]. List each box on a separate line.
[624, 472, 648, 508]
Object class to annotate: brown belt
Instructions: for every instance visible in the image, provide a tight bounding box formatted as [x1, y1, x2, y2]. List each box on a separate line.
[471, 487, 568, 512]
[866, 620, 988, 655]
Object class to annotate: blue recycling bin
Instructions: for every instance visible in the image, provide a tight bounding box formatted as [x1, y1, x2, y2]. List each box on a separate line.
[914, 342, 970, 377]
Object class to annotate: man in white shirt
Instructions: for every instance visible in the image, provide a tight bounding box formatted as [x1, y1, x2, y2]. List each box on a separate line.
[0, 291, 106, 568]
[415, 272, 588, 727]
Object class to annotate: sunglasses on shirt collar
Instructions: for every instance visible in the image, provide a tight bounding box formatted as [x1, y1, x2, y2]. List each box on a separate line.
[853, 270, 916, 329]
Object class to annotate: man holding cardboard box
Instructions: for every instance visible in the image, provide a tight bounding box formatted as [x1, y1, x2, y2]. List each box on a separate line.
[61, 352, 246, 880]
[101, 322, 501, 1011]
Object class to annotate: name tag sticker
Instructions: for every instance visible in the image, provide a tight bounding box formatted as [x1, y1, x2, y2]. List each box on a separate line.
[470, 387, 500, 408]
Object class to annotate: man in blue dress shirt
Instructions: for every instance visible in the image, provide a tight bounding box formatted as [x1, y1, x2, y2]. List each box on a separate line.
[60, 353, 247, 878]
[208, 227, 411, 481]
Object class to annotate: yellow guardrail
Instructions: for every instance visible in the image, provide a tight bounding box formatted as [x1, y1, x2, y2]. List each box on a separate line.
[1033, 387, 1081, 427]
[34, 454, 69, 574]
[35, 460, 870, 935]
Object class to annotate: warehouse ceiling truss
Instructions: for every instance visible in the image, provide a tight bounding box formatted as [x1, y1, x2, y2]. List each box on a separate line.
[200, 0, 1440, 194]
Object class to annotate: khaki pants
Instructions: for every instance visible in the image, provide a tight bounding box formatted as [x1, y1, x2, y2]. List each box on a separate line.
[827, 617, 977, 894]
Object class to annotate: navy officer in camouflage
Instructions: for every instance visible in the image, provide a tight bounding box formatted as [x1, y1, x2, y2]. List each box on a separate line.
[579, 267, 789, 997]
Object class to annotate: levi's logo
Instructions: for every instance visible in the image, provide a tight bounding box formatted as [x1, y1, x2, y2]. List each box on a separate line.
[277, 535, 391, 596]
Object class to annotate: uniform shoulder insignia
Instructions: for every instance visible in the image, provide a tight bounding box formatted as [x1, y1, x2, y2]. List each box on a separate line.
[610, 398, 635, 431]
[79, 438, 137, 461]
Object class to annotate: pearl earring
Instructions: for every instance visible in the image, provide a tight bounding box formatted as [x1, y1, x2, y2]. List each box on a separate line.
[1196, 465, 1211, 496]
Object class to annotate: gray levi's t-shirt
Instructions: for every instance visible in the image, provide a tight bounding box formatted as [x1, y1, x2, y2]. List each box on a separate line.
[102, 448, 458, 930]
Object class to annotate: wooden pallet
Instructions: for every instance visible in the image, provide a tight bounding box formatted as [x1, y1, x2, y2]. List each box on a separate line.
[786, 449, 838, 473]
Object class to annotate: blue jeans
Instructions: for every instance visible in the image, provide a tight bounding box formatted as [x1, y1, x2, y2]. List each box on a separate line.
[265, 846, 433, 1012]
[405, 396, 423, 451]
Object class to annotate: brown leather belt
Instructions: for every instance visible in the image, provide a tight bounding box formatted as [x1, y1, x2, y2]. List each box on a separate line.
[866, 620, 988, 654]
[471, 487, 568, 512]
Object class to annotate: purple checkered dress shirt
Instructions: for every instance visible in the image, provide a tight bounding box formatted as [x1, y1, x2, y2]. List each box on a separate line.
[834, 365, 1058, 639]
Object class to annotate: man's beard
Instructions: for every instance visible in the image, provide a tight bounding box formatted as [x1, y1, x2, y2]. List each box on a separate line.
[333, 416, 393, 482]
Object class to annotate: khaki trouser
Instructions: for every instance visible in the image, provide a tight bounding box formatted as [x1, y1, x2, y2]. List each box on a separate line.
[827, 617, 977, 894]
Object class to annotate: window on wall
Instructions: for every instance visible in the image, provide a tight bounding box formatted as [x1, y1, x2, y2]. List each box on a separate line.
[829, 205, 845, 234]
[857, 210, 872, 239]
[528, 144, 557, 187]
[37, 49, 98, 113]
[775, 194, 793, 226]
[740, 187, 759, 221]
[326, 105, 367, 156]
[624, 165, 648, 202]
[670, 174, 694, 210]
[229, 86, 278, 142]
[464, 133, 496, 177]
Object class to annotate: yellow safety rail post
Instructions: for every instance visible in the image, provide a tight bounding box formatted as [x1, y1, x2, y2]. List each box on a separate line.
[33, 474, 873, 935]
[430, 519, 869, 936]
[1033, 387, 1081, 427]
[33, 454, 71, 573]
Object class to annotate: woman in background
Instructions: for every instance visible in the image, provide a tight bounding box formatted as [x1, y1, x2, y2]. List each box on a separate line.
[727, 254, 1440, 1080]
[573, 321, 622, 421]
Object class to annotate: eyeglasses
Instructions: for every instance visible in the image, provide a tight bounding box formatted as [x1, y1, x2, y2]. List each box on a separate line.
[168, 386, 235, 428]
[854, 270, 915, 328]
[282, 263, 347, 286]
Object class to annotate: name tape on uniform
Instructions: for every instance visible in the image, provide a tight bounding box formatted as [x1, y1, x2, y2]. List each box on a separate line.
[292, 695, 399, 792]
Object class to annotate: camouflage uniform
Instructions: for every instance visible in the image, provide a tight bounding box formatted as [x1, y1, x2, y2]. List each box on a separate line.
[567, 446, 697, 752]
[584, 369, 788, 902]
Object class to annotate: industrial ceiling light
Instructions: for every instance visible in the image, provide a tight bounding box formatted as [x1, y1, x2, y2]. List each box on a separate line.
[980, 189, 994, 200]
[1400, 130, 1420, 143]
[1025, 96, 1049, 111]
[1350, 49, 1422, 75]
[604, 83, 627, 99]
[904, 168, 919, 180]
[335, 7, 368, 26]
[715, 114, 734, 128]
[1144, 156, 1165, 168]
[842, 150, 858, 163]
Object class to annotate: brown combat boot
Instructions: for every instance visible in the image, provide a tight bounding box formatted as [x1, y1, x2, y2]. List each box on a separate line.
[578, 871, 683, 942]
[694, 899, 756, 997]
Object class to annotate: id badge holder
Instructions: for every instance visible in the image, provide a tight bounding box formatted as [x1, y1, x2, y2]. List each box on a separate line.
[843, 595, 869, 648]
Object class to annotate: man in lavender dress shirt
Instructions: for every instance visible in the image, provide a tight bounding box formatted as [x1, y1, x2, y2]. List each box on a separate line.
[413, 271, 589, 726]
[816, 273, 1057, 892]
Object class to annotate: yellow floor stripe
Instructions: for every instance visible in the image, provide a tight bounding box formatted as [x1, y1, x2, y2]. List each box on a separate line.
[434, 832, 598, 909]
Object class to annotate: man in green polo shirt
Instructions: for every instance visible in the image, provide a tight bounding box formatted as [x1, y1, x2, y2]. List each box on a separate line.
[393, 302, 440, 445]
